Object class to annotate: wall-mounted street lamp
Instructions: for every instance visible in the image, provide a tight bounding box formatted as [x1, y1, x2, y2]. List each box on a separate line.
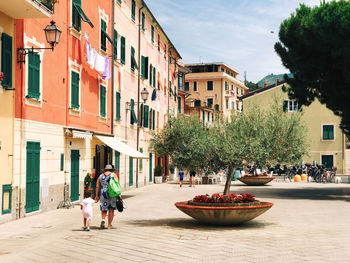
[140, 87, 149, 103]
[17, 20, 61, 64]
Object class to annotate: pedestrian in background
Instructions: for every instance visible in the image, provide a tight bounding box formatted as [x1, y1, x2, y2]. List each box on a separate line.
[80, 190, 95, 231]
[95, 164, 119, 229]
[179, 170, 184, 187]
[189, 170, 196, 187]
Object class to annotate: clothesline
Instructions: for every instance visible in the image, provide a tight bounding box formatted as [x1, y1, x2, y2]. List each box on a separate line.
[83, 33, 111, 81]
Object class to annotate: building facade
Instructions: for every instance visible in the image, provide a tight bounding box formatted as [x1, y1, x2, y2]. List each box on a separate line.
[1, 0, 181, 221]
[184, 63, 248, 124]
[241, 83, 347, 174]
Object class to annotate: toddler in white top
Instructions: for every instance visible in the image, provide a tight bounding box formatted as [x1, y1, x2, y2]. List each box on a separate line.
[80, 191, 95, 231]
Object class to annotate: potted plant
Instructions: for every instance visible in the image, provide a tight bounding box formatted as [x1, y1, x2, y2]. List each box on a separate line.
[169, 164, 175, 181]
[154, 165, 163, 184]
[175, 192, 273, 225]
[84, 173, 93, 195]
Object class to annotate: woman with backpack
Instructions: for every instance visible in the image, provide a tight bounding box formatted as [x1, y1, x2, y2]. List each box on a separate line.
[95, 164, 119, 229]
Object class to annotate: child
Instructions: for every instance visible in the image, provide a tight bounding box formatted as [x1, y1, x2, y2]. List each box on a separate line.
[80, 191, 95, 231]
[179, 170, 184, 187]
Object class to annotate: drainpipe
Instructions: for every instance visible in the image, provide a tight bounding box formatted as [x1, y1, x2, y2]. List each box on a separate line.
[136, 3, 145, 188]
[111, 0, 115, 136]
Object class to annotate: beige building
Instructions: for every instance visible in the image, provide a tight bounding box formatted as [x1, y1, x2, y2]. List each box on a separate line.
[241, 83, 348, 174]
[184, 63, 248, 123]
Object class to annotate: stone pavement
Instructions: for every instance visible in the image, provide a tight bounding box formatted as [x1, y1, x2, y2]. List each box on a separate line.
[1, 181, 350, 263]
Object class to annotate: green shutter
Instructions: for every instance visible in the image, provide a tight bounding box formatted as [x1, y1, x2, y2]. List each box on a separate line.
[115, 151, 120, 173]
[152, 109, 155, 130]
[100, 85, 106, 117]
[70, 150, 80, 201]
[283, 100, 288, 112]
[130, 99, 137, 124]
[113, 30, 118, 60]
[71, 71, 80, 109]
[1, 33, 12, 88]
[178, 96, 181, 113]
[323, 125, 334, 140]
[297, 102, 302, 112]
[144, 105, 149, 128]
[140, 103, 144, 127]
[101, 19, 107, 52]
[144, 57, 148, 79]
[149, 109, 152, 130]
[60, 153, 64, 171]
[131, 0, 136, 20]
[149, 153, 153, 182]
[28, 52, 40, 99]
[72, 0, 81, 31]
[131, 46, 138, 71]
[129, 157, 133, 186]
[121, 36, 125, 64]
[153, 67, 156, 88]
[26, 141, 40, 213]
[141, 56, 145, 78]
[151, 26, 154, 43]
[149, 64, 153, 86]
[2, 184, 12, 214]
[141, 12, 145, 31]
[116, 92, 121, 120]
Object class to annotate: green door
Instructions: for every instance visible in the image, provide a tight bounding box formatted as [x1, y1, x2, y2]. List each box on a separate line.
[26, 142, 40, 213]
[71, 150, 80, 201]
[149, 153, 153, 182]
[129, 157, 133, 186]
[321, 155, 333, 169]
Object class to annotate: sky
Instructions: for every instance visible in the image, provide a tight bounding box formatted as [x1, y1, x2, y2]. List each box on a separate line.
[146, 0, 323, 83]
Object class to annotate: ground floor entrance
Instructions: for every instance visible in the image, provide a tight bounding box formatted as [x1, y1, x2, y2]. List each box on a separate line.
[26, 141, 40, 213]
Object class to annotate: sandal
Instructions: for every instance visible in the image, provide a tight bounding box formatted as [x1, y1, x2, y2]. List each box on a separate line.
[100, 221, 106, 229]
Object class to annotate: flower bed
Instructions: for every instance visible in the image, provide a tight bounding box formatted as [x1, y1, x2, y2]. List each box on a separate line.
[193, 193, 255, 203]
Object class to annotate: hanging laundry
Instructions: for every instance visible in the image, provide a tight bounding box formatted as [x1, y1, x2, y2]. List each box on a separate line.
[151, 89, 157, 101]
[84, 33, 89, 61]
[95, 53, 105, 73]
[102, 57, 111, 80]
[88, 46, 97, 69]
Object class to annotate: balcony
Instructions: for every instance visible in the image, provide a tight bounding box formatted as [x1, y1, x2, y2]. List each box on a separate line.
[1, 0, 52, 19]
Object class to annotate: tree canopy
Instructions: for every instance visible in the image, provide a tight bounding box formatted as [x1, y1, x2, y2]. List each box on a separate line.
[275, 0, 350, 136]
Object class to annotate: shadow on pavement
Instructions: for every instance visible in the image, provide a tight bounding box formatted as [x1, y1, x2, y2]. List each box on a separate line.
[230, 186, 350, 201]
[126, 218, 275, 231]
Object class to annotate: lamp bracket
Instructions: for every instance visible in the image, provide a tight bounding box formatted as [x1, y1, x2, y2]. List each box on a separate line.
[17, 46, 54, 64]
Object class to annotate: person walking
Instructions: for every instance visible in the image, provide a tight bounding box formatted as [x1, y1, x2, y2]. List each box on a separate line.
[179, 170, 184, 187]
[189, 170, 196, 187]
[95, 164, 119, 229]
[80, 191, 95, 231]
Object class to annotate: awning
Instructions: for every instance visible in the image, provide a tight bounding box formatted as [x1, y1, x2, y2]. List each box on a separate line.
[96, 135, 148, 159]
[73, 130, 92, 140]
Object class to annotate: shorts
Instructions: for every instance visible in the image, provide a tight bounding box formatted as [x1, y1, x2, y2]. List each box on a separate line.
[179, 175, 184, 181]
[83, 212, 92, 222]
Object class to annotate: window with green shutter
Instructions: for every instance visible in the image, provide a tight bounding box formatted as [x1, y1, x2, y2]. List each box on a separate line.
[184, 82, 189, 91]
[101, 19, 107, 52]
[178, 96, 181, 113]
[131, 46, 138, 72]
[121, 36, 125, 64]
[149, 64, 153, 86]
[116, 92, 121, 120]
[153, 67, 156, 88]
[113, 30, 118, 60]
[283, 100, 288, 112]
[149, 109, 153, 130]
[130, 99, 137, 124]
[60, 153, 64, 171]
[152, 110, 155, 130]
[72, 0, 82, 31]
[323, 125, 334, 140]
[141, 56, 145, 78]
[2, 184, 12, 214]
[143, 105, 149, 128]
[131, 0, 136, 20]
[178, 72, 183, 90]
[207, 81, 213, 91]
[141, 12, 145, 31]
[100, 85, 106, 117]
[140, 103, 144, 127]
[1, 33, 12, 88]
[151, 25, 154, 43]
[193, 81, 197, 91]
[28, 52, 40, 99]
[71, 71, 80, 109]
[115, 151, 120, 173]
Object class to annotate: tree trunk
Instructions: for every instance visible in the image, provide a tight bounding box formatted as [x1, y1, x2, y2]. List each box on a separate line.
[223, 166, 234, 195]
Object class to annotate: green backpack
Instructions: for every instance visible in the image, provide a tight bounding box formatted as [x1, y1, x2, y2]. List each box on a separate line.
[108, 176, 122, 198]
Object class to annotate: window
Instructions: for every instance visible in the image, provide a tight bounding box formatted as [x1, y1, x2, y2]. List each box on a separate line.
[143, 105, 149, 128]
[149, 109, 153, 130]
[226, 99, 228, 109]
[323, 125, 334, 140]
[193, 81, 197, 91]
[2, 185, 11, 214]
[121, 36, 125, 64]
[153, 67, 156, 88]
[151, 25, 154, 43]
[116, 92, 121, 120]
[231, 101, 234, 109]
[236, 87, 238, 96]
[141, 56, 148, 79]
[1, 33, 12, 88]
[241, 89, 243, 95]
[149, 64, 153, 86]
[113, 30, 118, 60]
[207, 81, 213, 91]
[27, 52, 40, 99]
[131, 46, 138, 72]
[178, 72, 183, 90]
[131, 0, 136, 20]
[60, 154, 64, 171]
[184, 82, 189, 91]
[221, 67, 224, 72]
[225, 81, 228, 90]
[231, 84, 233, 91]
[207, 112, 210, 122]
[139, 148, 143, 171]
[72, 0, 92, 32]
[130, 99, 137, 124]
[321, 155, 334, 169]
[100, 19, 107, 52]
[100, 85, 106, 117]
[207, 98, 213, 107]
[283, 100, 300, 112]
[116, 0, 121, 4]
[141, 12, 145, 31]
[115, 151, 120, 173]
[71, 71, 80, 109]
[178, 96, 181, 113]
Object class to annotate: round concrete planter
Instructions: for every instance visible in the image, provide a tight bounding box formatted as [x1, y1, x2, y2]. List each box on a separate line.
[175, 201, 273, 225]
[237, 176, 275, 186]
[154, 176, 162, 184]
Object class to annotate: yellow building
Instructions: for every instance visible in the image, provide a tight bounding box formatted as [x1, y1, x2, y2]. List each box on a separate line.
[0, 1, 51, 222]
[241, 83, 347, 174]
[184, 63, 248, 123]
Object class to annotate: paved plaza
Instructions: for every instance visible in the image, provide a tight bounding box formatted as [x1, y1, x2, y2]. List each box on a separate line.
[0, 181, 350, 263]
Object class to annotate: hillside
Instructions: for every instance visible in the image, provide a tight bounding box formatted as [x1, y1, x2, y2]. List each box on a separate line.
[257, 73, 293, 88]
